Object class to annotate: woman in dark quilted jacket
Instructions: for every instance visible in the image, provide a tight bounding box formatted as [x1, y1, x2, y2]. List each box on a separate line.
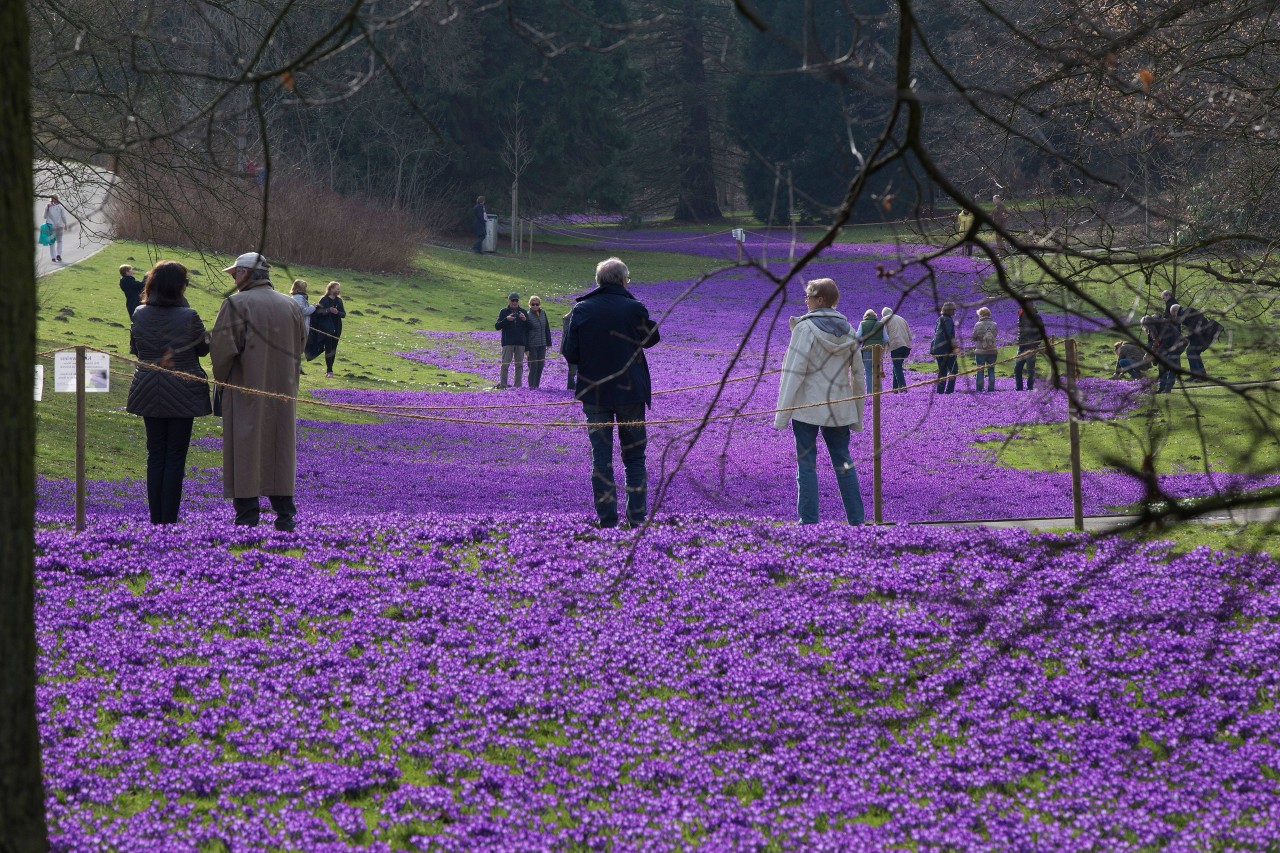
[126, 261, 213, 523]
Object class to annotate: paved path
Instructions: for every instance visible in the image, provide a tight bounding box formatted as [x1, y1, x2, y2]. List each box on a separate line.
[34, 161, 114, 277]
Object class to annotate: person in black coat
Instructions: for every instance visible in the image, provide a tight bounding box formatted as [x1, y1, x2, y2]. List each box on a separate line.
[1014, 299, 1043, 391]
[1142, 313, 1182, 393]
[126, 261, 212, 524]
[472, 195, 487, 254]
[119, 264, 144, 320]
[1173, 304, 1221, 380]
[310, 281, 347, 377]
[562, 257, 660, 528]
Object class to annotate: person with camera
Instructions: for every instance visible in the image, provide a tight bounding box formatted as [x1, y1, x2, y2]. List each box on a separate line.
[495, 292, 529, 388]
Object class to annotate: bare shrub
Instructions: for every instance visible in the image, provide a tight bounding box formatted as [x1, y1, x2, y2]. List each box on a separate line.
[110, 169, 430, 274]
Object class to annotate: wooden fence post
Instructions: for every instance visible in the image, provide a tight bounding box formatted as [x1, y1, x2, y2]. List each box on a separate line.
[1065, 338, 1084, 531]
[872, 344, 883, 524]
[75, 345, 86, 533]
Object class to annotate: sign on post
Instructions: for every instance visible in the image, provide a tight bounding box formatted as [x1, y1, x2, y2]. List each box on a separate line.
[54, 350, 110, 392]
[35, 365, 44, 401]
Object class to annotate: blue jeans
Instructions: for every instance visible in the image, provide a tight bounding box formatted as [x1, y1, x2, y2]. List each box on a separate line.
[1116, 357, 1141, 379]
[584, 403, 647, 527]
[1186, 347, 1206, 377]
[890, 346, 910, 390]
[934, 355, 957, 393]
[792, 421, 864, 525]
[975, 353, 996, 391]
[861, 348, 875, 393]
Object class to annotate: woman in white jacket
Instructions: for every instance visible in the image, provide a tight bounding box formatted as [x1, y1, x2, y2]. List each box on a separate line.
[774, 278, 866, 525]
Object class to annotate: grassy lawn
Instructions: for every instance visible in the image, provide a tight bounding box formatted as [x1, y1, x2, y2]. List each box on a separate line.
[973, 254, 1280, 484]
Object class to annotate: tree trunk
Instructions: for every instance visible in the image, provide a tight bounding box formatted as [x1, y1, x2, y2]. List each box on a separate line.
[0, 1, 49, 851]
[672, 17, 723, 224]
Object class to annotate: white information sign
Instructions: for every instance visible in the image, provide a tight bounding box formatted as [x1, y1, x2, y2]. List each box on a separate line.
[35, 365, 44, 401]
[732, 228, 746, 242]
[54, 350, 111, 393]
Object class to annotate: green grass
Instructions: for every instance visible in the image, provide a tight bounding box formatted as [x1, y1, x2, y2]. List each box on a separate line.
[968, 255, 1280, 487]
[35, 239, 720, 481]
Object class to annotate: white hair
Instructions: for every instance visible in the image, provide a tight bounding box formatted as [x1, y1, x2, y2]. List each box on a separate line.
[881, 307, 894, 319]
[595, 257, 629, 287]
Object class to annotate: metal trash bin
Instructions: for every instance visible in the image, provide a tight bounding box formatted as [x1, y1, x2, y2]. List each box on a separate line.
[483, 214, 498, 253]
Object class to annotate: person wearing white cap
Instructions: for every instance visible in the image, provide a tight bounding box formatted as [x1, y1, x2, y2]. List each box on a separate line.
[210, 252, 307, 531]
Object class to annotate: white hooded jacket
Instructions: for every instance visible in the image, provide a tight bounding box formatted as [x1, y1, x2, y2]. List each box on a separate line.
[774, 308, 866, 429]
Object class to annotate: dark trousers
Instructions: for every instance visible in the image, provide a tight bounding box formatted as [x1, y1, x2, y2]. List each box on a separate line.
[934, 355, 958, 393]
[1157, 353, 1181, 393]
[323, 337, 340, 372]
[233, 495, 298, 531]
[1186, 347, 1206, 377]
[1014, 346, 1038, 390]
[143, 416, 194, 524]
[583, 403, 647, 527]
[526, 346, 547, 389]
[890, 346, 910, 389]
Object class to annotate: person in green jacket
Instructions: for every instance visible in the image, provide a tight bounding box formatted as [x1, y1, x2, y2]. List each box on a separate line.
[857, 309, 887, 393]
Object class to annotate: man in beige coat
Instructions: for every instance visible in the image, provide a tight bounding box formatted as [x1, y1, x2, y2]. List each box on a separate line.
[211, 253, 307, 531]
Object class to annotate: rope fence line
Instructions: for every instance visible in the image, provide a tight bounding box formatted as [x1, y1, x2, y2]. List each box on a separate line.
[35, 343, 1051, 429]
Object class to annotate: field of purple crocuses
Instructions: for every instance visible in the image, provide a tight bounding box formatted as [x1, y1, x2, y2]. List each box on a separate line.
[35, 516, 1280, 850]
[34, 238, 1280, 850]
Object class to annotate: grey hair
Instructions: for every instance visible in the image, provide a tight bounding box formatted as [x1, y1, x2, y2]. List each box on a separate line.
[881, 307, 894, 319]
[247, 268, 272, 284]
[596, 257, 629, 287]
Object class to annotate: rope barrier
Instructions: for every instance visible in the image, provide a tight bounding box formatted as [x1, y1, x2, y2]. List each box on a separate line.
[35, 343, 1051, 429]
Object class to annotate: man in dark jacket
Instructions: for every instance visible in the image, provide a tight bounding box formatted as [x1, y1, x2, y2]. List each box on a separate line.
[495, 292, 528, 388]
[1173, 304, 1222, 380]
[562, 257, 661, 528]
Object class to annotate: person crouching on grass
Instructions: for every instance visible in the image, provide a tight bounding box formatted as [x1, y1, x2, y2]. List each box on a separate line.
[774, 277, 866, 525]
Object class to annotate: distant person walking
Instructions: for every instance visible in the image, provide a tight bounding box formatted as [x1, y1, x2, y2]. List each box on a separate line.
[44, 195, 68, 262]
[991, 194, 1009, 254]
[562, 257, 660, 528]
[310, 282, 346, 378]
[472, 195, 487, 254]
[956, 208, 975, 256]
[1160, 289, 1177, 318]
[930, 302, 959, 394]
[1014, 299, 1042, 391]
[125, 261, 213, 524]
[970, 306, 999, 392]
[210, 252, 306, 531]
[525, 296, 552, 390]
[881, 307, 913, 391]
[496, 292, 528, 388]
[561, 304, 578, 390]
[774, 277, 865, 525]
[857, 308, 886, 392]
[119, 264, 144, 320]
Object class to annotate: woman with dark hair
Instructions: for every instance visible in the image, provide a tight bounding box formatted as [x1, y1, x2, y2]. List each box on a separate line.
[126, 261, 213, 524]
[929, 302, 959, 394]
